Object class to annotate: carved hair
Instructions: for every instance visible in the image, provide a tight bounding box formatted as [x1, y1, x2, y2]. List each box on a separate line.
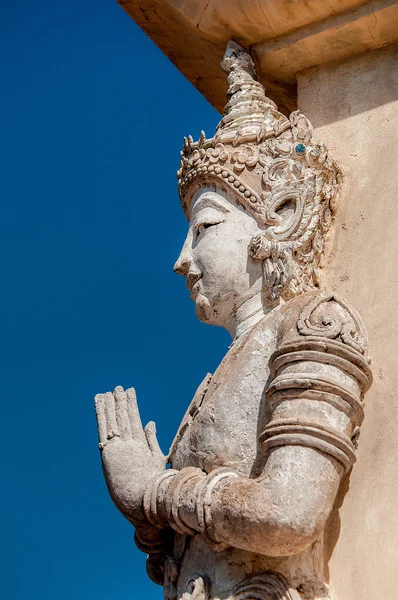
[177, 41, 342, 300]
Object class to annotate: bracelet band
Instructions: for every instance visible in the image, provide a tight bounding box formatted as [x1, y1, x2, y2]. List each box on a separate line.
[165, 467, 204, 536]
[260, 419, 356, 472]
[143, 470, 178, 528]
[195, 468, 238, 549]
[270, 339, 372, 392]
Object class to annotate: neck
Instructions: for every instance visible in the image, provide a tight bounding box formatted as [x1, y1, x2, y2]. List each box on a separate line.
[225, 290, 278, 340]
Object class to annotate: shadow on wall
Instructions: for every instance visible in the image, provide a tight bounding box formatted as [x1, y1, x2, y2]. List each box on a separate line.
[323, 470, 352, 583]
[297, 43, 398, 127]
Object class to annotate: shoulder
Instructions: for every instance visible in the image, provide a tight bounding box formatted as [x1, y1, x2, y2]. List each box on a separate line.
[277, 290, 369, 359]
[270, 291, 373, 411]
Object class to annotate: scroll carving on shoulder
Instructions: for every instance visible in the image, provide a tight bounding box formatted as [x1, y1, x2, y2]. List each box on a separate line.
[297, 292, 368, 354]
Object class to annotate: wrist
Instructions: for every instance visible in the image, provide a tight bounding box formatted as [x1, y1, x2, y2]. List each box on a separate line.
[144, 467, 205, 533]
[165, 467, 205, 534]
[143, 469, 179, 529]
[143, 466, 238, 548]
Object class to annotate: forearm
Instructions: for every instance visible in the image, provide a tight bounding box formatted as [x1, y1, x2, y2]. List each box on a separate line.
[209, 445, 343, 555]
[144, 442, 343, 556]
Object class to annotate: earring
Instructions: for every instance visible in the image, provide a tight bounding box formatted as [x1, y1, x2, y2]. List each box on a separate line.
[249, 235, 292, 300]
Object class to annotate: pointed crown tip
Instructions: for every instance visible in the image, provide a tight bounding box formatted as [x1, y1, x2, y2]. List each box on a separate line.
[221, 40, 256, 78]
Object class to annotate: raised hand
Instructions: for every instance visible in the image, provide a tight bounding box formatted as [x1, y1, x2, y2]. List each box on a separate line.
[94, 386, 167, 525]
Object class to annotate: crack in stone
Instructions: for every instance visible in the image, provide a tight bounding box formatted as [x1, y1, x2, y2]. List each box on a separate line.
[197, 0, 212, 31]
[256, 0, 277, 37]
[324, 0, 337, 17]
[368, 0, 379, 44]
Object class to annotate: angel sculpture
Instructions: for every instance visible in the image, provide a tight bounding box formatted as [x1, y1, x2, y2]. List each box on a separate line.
[95, 41, 372, 600]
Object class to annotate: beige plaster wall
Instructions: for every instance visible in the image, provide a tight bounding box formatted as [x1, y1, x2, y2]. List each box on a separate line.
[298, 44, 398, 600]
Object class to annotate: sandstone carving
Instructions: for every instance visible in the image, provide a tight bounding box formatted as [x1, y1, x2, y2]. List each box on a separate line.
[94, 41, 372, 599]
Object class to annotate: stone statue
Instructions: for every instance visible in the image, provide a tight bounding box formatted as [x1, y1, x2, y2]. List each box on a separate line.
[94, 41, 372, 600]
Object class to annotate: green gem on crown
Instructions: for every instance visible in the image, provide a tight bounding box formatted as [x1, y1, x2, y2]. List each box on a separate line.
[295, 143, 306, 154]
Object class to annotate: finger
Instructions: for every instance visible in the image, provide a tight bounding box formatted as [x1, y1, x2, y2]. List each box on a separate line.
[103, 391, 120, 440]
[125, 387, 145, 437]
[144, 421, 165, 458]
[114, 386, 132, 439]
[94, 393, 108, 446]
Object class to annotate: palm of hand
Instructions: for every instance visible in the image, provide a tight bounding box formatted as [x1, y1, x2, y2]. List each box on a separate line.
[95, 386, 166, 524]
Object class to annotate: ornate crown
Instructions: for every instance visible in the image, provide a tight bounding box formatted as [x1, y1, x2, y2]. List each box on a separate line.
[177, 41, 341, 299]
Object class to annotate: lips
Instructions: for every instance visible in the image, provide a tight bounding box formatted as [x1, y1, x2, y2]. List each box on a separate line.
[186, 272, 202, 297]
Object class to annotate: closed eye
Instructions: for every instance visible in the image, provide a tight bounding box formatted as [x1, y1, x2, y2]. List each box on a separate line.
[195, 222, 217, 240]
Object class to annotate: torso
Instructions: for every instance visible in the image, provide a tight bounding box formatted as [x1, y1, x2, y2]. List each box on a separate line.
[167, 298, 332, 600]
[170, 307, 280, 476]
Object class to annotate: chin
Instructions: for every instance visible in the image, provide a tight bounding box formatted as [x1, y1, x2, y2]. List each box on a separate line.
[194, 293, 217, 325]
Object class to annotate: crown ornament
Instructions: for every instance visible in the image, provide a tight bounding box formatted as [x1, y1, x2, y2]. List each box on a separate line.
[177, 41, 342, 299]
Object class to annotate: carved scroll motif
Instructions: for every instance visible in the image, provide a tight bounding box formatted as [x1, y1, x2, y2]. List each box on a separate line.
[297, 293, 367, 354]
[233, 572, 301, 600]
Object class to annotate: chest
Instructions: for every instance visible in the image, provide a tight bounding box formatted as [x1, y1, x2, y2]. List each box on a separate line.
[170, 325, 276, 475]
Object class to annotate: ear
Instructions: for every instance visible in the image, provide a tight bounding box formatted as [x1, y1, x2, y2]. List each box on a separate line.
[263, 187, 305, 242]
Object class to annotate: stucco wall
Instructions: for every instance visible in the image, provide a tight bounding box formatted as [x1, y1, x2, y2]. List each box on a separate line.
[298, 43, 398, 600]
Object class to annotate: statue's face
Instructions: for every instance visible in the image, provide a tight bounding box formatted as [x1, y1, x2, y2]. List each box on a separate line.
[174, 187, 264, 327]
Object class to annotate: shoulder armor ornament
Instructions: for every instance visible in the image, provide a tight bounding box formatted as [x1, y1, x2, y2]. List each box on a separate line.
[297, 292, 368, 356]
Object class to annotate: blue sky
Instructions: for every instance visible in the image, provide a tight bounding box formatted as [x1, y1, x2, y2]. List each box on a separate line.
[1, 2, 230, 598]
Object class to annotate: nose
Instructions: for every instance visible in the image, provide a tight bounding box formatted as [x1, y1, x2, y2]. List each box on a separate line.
[174, 237, 192, 277]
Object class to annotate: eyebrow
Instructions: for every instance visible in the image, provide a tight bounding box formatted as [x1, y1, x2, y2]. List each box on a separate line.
[190, 195, 231, 218]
